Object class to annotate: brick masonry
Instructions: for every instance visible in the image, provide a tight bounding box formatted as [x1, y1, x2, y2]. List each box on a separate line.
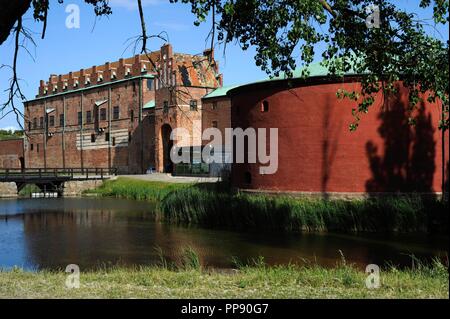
[23, 44, 225, 174]
[230, 79, 449, 194]
[0, 139, 24, 169]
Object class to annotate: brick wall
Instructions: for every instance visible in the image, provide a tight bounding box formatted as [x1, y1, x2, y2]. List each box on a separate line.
[0, 139, 24, 169]
[23, 43, 222, 174]
[230, 80, 449, 194]
[25, 77, 156, 174]
[201, 97, 232, 145]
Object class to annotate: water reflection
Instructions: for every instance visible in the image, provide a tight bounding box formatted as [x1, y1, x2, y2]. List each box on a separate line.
[0, 198, 447, 270]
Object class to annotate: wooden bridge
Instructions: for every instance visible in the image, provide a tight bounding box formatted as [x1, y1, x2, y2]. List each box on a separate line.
[0, 168, 117, 195]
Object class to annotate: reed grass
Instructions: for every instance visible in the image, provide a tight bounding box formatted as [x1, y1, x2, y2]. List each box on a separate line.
[89, 178, 448, 233]
[160, 186, 448, 233]
[0, 255, 447, 299]
[87, 177, 192, 201]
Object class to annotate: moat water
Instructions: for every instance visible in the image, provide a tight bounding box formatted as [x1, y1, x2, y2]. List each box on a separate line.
[0, 198, 447, 270]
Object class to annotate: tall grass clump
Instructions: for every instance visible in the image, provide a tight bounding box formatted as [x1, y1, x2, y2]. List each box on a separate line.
[87, 178, 192, 202]
[159, 187, 448, 233]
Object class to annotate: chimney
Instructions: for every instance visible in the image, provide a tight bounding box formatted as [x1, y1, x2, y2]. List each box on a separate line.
[39, 80, 46, 96]
[203, 48, 214, 61]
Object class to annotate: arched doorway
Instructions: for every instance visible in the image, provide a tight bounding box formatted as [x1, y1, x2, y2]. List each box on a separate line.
[161, 124, 173, 173]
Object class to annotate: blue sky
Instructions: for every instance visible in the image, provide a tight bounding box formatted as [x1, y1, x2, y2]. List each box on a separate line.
[0, 0, 448, 130]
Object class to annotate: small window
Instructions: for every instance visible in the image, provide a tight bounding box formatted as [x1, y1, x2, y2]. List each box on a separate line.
[261, 100, 269, 113]
[105, 132, 110, 142]
[39, 117, 44, 128]
[86, 110, 92, 123]
[212, 121, 218, 128]
[59, 114, 64, 127]
[130, 109, 134, 122]
[30, 144, 34, 151]
[112, 137, 116, 146]
[91, 134, 96, 143]
[244, 172, 252, 185]
[128, 131, 132, 142]
[190, 100, 198, 111]
[49, 115, 55, 127]
[147, 79, 153, 91]
[37, 144, 40, 153]
[163, 101, 169, 114]
[33, 118, 37, 129]
[113, 106, 120, 120]
[100, 108, 107, 121]
[28, 121, 31, 131]
[78, 112, 82, 125]
[212, 102, 218, 110]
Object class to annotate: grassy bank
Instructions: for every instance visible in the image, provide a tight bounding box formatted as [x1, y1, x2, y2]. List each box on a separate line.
[0, 261, 447, 298]
[88, 178, 192, 201]
[89, 178, 448, 233]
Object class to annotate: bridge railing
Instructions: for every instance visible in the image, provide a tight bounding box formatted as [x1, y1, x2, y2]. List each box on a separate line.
[0, 168, 118, 181]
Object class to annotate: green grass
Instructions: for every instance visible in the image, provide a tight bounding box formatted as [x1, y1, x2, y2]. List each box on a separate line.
[88, 178, 448, 233]
[160, 187, 448, 233]
[86, 177, 193, 201]
[18, 184, 41, 197]
[0, 261, 447, 298]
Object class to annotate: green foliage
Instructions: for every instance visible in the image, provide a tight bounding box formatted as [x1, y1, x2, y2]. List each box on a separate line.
[0, 260, 448, 298]
[87, 177, 192, 201]
[91, 179, 448, 233]
[18, 184, 40, 197]
[0, 129, 23, 140]
[171, 0, 449, 131]
[159, 186, 448, 233]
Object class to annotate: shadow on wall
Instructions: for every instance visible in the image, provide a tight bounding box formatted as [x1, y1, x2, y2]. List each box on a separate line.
[365, 96, 436, 193]
[321, 97, 342, 197]
[111, 112, 156, 175]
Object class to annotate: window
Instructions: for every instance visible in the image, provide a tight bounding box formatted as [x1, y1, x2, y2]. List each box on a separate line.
[105, 132, 110, 142]
[59, 114, 64, 127]
[37, 144, 40, 153]
[244, 172, 252, 185]
[28, 121, 31, 131]
[91, 134, 96, 143]
[30, 144, 33, 151]
[86, 111, 92, 123]
[190, 100, 198, 111]
[49, 115, 55, 127]
[113, 106, 120, 120]
[130, 109, 134, 122]
[212, 121, 218, 128]
[212, 102, 218, 110]
[33, 118, 37, 129]
[39, 117, 44, 129]
[163, 101, 169, 114]
[112, 137, 116, 146]
[100, 108, 107, 121]
[147, 79, 153, 91]
[261, 100, 269, 113]
[78, 112, 82, 125]
[128, 131, 132, 142]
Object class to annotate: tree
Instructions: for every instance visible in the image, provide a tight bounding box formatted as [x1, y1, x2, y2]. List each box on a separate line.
[1, 0, 448, 196]
[170, 0, 448, 133]
[0, 1, 448, 131]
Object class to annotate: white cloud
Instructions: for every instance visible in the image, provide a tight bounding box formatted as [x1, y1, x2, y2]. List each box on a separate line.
[108, 0, 162, 11]
[0, 126, 20, 132]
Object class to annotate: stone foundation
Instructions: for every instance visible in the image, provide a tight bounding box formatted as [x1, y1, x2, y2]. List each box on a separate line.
[63, 180, 104, 197]
[0, 182, 18, 198]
